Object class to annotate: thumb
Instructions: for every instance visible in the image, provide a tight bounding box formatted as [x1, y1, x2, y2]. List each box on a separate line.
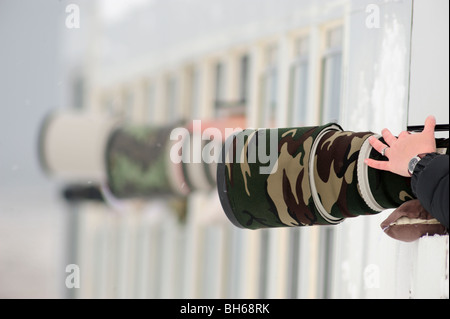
[423, 115, 436, 135]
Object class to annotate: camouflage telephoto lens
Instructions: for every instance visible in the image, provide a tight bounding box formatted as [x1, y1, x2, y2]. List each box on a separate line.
[106, 124, 188, 199]
[217, 124, 431, 230]
[217, 124, 342, 229]
[105, 122, 220, 200]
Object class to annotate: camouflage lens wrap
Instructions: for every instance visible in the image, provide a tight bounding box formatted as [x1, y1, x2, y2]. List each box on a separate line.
[106, 124, 186, 199]
[217, 124, 432, 229]
[311, 130, 377, 222]
[217, 124, 345, 229]
[106, 123, 219, 200]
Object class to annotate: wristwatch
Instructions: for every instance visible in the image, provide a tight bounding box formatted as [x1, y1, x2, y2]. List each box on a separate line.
[407, 153, 428, 176]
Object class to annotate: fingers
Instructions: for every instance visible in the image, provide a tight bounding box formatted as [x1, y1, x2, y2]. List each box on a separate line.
[423, 115, 436, 134]
[366, 137, 391, 171]
[365, 158, 390, 172]
[381, 128, 397, 146]
[368, 136, 389, 155]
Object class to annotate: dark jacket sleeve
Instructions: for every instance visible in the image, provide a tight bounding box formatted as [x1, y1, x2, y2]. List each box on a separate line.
[411, 154, 449, 229]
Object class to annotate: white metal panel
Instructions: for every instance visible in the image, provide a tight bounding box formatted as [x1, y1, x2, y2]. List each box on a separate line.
[408, 0, 449, 127]
[412, 235, 449, 299]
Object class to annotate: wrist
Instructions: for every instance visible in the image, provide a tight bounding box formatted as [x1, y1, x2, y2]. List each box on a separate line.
[408, 153, 429, 176]
[407, 153, 439, 177]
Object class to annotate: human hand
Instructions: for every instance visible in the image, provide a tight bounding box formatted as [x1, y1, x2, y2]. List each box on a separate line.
[365, 115, 437, 177]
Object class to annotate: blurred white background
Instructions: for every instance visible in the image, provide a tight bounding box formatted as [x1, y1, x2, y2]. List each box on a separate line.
[0, 0, 448, 299]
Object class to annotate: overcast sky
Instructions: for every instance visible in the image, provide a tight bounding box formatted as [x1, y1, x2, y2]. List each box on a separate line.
[0, 0, 63, 193]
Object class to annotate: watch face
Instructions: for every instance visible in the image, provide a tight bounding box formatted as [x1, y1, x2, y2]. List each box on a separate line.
[409, 157, 420, 174]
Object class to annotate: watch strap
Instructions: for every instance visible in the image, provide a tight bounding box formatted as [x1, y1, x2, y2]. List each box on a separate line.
[408, 153, 427, 176]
